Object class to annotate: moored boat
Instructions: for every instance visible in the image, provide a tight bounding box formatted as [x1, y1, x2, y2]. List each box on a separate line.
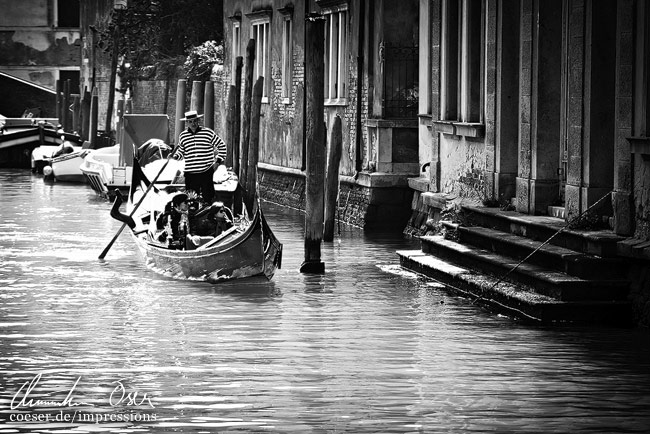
[80, 144, 120, 194]
[0, 118, 82, 168]
[108, 139, 282, 283]
[31, 144, 60, 173]
[48, 148, 91, 183]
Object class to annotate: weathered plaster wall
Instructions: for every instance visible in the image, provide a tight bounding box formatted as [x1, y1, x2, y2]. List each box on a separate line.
[321, 0, 363, 178]
[439, 136, 486, 200]
[0, 31, 80, 66]
[219, 0, 306, 170]
[0, 0, 80, 91]
[0, 0, 49, 27]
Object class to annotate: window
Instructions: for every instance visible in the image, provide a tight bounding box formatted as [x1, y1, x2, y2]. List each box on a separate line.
[323, 5, 348, 105]
[231, 21, 241, 85]
[281, 17, 293, 103]
[251, 19, 270, 102]
[440, 0, 483, 123]
[56, 0, 80, 28]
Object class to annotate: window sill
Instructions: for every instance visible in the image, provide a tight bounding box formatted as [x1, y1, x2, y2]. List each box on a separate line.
[431, 120, 484, 138]
[325, 98, 348, 107]
[366, 118, 418, 128]
[627, 136, 650, 156]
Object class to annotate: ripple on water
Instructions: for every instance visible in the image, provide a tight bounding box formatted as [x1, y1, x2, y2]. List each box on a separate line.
[0, 170, 649, 433]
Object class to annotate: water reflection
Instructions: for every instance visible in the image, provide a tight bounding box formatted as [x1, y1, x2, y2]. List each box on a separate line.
[0, 169, 649, 433]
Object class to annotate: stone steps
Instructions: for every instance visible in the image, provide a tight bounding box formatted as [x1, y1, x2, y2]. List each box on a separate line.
[452, 224, 628, 280]
[462, 205, 624, 257]
[397, 205, 633, 326]
[420, 234, 628, 301]
[397, 250, 633, 326]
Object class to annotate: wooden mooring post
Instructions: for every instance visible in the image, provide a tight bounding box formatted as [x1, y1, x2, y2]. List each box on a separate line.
[81, 87, 90, 141]
[233, 56, 243, 176]
[240, 39, 255, 187]
[204, 80, 214, 130]
[300, 15, 326, 274]
[116, 99, 124, 151]
[55, 80, 62, 124]
[244, 77, 264, 214]
[190, 80, 203, 113]
[174, 79, 187, 144]
[89, 87, 99, 148]
[123, 99, 133, 164]
[63, 79, 71, 131]
[225, 85, 236, 169]
[71, 94, 81, 134]
[324, 115, 343, 242]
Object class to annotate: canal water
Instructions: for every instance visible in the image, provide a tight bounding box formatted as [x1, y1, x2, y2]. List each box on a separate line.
[1, 168, 649, 433]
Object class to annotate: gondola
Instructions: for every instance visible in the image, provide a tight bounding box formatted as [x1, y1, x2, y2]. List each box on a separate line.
[108, 139, 282, 283]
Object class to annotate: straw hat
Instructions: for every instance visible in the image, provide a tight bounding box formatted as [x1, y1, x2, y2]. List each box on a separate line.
[180, 110, 204, 121]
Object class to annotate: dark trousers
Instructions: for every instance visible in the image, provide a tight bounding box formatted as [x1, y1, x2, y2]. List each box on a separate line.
[185, 168, 214, 204]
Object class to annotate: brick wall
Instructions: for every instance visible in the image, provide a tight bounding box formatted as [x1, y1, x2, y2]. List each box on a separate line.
[258, 166, 412, 231]
[131, 79, 180, 142]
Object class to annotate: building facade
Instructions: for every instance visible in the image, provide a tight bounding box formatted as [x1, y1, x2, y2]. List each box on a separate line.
[0, 0, 81, 91]
[412, 0, 650, 247]
[0, 0, 81, 117]
[219, 0, 420, 231]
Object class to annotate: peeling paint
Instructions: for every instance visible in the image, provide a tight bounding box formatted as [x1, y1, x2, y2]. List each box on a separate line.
[11, 31, 52, 51]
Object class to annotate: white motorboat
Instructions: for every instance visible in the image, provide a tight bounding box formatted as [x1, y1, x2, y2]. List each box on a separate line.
[41, 141, 84, 181]
[80, 144, 124, 195]
[48, 148, 91, 183]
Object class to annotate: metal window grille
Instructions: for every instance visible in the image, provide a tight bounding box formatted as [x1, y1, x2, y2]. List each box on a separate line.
[382, 43, 419, 119]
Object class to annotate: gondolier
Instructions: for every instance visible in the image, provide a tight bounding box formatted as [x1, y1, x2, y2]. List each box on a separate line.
[173, 110, 226, 204]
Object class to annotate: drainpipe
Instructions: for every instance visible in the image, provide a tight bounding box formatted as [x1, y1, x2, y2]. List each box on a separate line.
[355, 0, 366, 173]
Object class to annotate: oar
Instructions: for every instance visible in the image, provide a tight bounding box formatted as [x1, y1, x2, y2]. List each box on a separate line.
[98, 148, 176, 259]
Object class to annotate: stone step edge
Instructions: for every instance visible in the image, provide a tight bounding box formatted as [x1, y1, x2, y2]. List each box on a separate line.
[419, 235, 628, 288]
[456, 225, 627, 273]
[457, 225, 591, 260]
[440, 222, 628, 282]
[461, 205, 625, 244]
[397, 250, 632, 324]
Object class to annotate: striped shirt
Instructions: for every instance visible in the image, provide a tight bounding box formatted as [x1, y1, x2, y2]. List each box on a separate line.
[173, 126, 227, 173]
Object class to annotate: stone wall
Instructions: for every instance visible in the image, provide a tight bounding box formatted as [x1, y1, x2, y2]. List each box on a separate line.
[259, 167, 305, 212]
[258, 165, 412, 232]
[627, 262, 650, 327]
[403, 190, 436, 236]
[130, 79, 180, 142]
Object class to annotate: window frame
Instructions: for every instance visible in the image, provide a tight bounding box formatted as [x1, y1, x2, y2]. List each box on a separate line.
[281, 16, 293, 104]
[230, 18, 242, 85]
[439, 0, 485, 128]
[321, 3, 349, 106]
[246, 10, 273, 104]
